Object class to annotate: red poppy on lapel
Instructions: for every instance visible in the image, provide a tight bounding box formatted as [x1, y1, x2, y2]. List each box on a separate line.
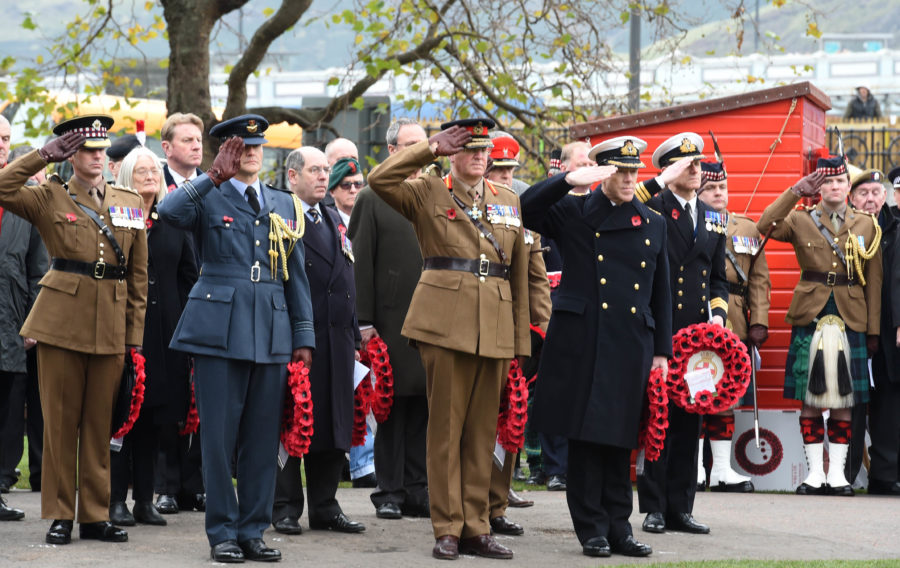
[447, 209, 456, 219]
[631, 215, 641, 226]
[65, 213, 77, 222]
[671, 209, 679, 220]
[145, 219, 154, 229]
[167, 184, 176, 193]
[223, 215, 234, 223]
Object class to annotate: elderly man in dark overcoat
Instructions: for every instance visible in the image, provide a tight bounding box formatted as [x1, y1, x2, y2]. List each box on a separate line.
[273, 146, 365, 535]
[522, 136, 671, 559]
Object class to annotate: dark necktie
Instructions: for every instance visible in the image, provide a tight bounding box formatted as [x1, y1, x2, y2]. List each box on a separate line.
[307, 208, 321, 224]
[684, 202, 696, 237]
[246, 186, 260, 214]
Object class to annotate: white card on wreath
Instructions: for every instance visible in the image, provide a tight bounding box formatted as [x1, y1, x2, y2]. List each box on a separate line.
[684, 368, 716, 398]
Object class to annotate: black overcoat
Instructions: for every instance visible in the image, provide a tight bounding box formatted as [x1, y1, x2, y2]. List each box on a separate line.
[521, 174, 672, 449]
[141, 203, 198, 422]
[874, 205, 900, 383]
[304, 205, 361, 453]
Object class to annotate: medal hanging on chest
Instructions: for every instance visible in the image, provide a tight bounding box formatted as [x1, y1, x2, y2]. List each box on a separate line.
[467, 204, 483, 220]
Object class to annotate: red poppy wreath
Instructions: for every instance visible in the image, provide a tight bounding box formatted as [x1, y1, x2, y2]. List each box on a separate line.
[179, 380, 200, 436]
[281, 361, 314, 458]
[668, 322, 751, 414]
[111, 348, 147, 439]
[358, 337, 395, 423]
[638, 367, 669, 461]
[496, 359, 529, 453]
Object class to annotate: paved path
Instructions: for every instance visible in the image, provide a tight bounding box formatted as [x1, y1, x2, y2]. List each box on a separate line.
[1, 488, 899, 566]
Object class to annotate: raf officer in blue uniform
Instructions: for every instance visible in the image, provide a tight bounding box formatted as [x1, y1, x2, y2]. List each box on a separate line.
[633, 132, 729, 536]
[522, 136, 671, 559]
[158, 115, 315, 563]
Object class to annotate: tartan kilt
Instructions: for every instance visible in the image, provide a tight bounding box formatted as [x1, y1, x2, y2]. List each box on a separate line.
[783, 295, 870, 405]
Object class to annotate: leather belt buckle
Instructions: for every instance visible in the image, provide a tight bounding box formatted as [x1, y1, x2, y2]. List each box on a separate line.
[93, 260, 107, 279]
[478, 258, 490, 277]
[826, 271, 837, 286]
[251, 263, 261, 283]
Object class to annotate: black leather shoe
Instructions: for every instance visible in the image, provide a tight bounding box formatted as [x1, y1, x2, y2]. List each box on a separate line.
[709, 480, 754, 493]
[178, 492, 206, 512]
[546, 475, 567, 491]
[868, 479, 900, 496]
[610, 535, 652, 557]
[507, 488, 533, 508]
[272, 516, 303, 535]
[666, 513, 710, 534]
[351, 472, 377, 488]
[526, 470, 547, 486]
[401, 501, 431, 518]
[309, 512, 365, 533]
[642, 512, 665, 533]
[582, 536, 611, 558]
[211, 540, 245, 563]
[459, 534, 514, 559]
[490, 515, 524, 536]
[109, 501, 135, 526]
[796, 482, 828, 496]
[433, 535, 459, 560]
[239, 538, 281, 562]
[155, 494, 179, 514]
[46, 520, 73, 544]
[512, 467, 527, 482]
[375, 502, 402, 519]
[0, 497, 25, 521]
[133, 501, 167, 525]
[79, 520, 128, 542]
[828, 484, 855, 497]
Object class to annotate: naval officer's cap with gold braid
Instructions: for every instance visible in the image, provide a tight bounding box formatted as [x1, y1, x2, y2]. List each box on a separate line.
[588, 136, 648, 169]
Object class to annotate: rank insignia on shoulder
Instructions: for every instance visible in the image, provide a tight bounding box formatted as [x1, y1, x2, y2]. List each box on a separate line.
[109, 206, 145, 229]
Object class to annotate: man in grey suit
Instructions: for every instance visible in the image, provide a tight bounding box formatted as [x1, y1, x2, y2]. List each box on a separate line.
[158, 115, 315, 563]
[347, 118, 431, 520]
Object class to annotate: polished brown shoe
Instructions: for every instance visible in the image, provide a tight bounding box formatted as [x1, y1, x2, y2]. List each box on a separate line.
[506, 488, 533, 508]
[432, 535, 459, 560]
[490, 515, 524, 536]
[459, 534, 514, 559]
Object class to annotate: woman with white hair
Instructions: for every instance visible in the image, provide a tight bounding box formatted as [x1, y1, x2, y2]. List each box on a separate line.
[109, 147, 198, 527]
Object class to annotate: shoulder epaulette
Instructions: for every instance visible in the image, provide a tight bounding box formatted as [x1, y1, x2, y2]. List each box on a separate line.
[267, 185, 293, 194]
[49, 173, 65, 186]
[493, 181, 516, 194]
[110, 184, 139, 195]
[730, 212, 752, 221]
[568, 191, 590, 197]
[648, 206, 662, 216]
[423, 163, 443, 178]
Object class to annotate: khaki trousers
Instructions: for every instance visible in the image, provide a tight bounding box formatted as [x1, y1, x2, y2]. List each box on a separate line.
[418, 343, 508, 539]
[37, 343, 123, 522]
[489, 450, 515, 519]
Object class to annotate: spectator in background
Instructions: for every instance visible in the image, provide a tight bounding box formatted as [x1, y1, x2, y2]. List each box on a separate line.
[160, 112, 204, 191]
[109, 147, 198, 527]
[0, 125, 48, 521]
[327, 157, 363, 229]
[106, 135, 141, 181]
[322, 137, 359, 210]
[843, 86, 883, 120]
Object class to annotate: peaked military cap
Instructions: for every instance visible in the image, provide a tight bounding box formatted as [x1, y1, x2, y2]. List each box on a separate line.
[440, 118, 495, 149]
[106, 134, 141, 161]
[850, 168, 885, 191]
[651, 132, 705, 169]
[887, 166, 900, 189]
[814, 155, 847, 177]
[53, 115, 114, 149]
[209, 114, 269, 144]
[489, 136, 520, 167]
[588, 136, 647, 169]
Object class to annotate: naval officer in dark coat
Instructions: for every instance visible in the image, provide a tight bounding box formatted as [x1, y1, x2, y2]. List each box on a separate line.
[272, 147, 365, 535]
[158, 115, 315, 563]
[522, 136, 671, 558]
[633, 132, 729, 535]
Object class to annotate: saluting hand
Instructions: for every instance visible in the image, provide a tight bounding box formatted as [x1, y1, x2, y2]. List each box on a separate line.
[564, 165, 618, 188]
[428, 126, 472, 156]
[791, 170, 825, 197]
[657, 156, 695, 186]
[207, 136, 244, 186]
[38, 132, 85, 163]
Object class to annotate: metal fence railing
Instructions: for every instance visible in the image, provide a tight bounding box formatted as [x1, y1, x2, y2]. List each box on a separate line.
[827, 125, 900, 173]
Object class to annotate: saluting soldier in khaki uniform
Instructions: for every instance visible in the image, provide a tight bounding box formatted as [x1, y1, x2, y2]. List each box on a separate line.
[483, 133, 552, 537]
[367, 120, 530, 561]
[0, 116, 148, 545]
[758, 154, 881, 497]
[696, 159, 770, 493]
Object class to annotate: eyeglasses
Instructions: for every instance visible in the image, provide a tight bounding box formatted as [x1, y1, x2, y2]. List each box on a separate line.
[338, 181, 364, 190]
[134, 168, 161, 177]
[306, 166, 331, 175]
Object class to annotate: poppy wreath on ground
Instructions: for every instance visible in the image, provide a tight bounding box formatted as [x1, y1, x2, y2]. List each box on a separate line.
[638, 367, 669, 461]
[668, 322, 751, 414]
[179, 380, 199, 436]
[496, 359, 529, 453]
[112, 348, 147, 439]
[281, 361, 314, 458]
[352, 370, 374, 447]
[358, 337, 394, 423]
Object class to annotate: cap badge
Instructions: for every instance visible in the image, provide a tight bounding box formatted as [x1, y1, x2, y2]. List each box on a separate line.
[621, 140, 638, 156]
[247, 119, 258, 133]
[92, 119, 102, 129]
[679, 138, 697, 153]
[473, 125, 484, 135]
[502, 147, 509, 157]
